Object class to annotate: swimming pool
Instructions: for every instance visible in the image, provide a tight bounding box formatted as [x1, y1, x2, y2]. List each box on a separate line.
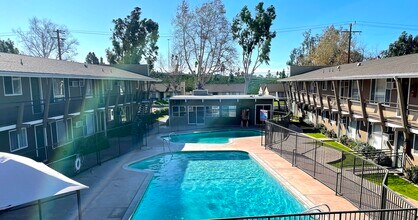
[162, 129, 263, 144]
[128, 151, 305, 219]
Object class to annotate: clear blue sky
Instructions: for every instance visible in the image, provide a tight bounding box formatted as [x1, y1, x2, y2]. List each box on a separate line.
[1, 0, 418, 75]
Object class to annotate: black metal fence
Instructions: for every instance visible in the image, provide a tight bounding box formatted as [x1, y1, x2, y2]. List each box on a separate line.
[217, 208, 418, 220]
[14, 123, 141, 178]
[0, 191, 82, 220]
[264, 120, 417, 219]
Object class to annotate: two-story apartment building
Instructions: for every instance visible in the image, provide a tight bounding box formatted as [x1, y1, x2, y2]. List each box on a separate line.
[281, 53, 418, 164]
[0, 53, 157, 165]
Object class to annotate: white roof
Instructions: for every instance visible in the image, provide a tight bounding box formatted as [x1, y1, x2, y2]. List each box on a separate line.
[170, 94, 276, 100]
[0, 153, 88, 210]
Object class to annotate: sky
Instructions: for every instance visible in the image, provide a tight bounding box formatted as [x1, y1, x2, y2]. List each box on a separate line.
[1, 0, 418, 75]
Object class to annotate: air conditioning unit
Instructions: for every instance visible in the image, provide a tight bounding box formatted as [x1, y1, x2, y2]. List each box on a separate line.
[75, 121, 84, 128]
[386, 82, 396, 90]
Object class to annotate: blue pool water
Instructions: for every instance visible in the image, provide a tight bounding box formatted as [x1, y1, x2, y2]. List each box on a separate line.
[162, 130, 263, 144]
[129, 151, 305, 219]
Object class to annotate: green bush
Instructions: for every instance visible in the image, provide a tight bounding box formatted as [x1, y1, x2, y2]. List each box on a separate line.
[406, 166, 418, 184]
[373, 152, 392, 166]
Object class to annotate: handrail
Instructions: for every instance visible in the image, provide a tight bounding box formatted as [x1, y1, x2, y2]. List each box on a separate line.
[302, 203, 331, 214]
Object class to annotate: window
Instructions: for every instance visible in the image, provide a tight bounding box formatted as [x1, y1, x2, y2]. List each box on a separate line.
[107, 109, 114, 121]
[4, 76, 22, 96]
[104, 80, 113, 91]
[330, 112, 337, 122]
[370, 79, 386, 103]
[322, 110, 330, 119]
[70, 79, 79, 87]
[118, 81, 126, 95]
[340, 81, 349, 97]
[351, 80, 360, 100]
[53, 78, 65, 98]
[85, 79, 93, 97]
[84, 114, 95, 136]
[413, 134, 418, 153]
[221, 106, 236, 117]
[9, 128, 28, 152]
[206, 106, 220, 117]
[119, 107, 127, 122]
[172, 106, 186, 117]
[51, 119, 73, 147]
[309, 82, 316, 93]
[322, 81, 327, 90]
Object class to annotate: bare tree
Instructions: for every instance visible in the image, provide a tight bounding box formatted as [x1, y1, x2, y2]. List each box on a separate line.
[173, 0, 236, 89]
[14, 17, 78, 60]
[155, 53, 186, 95]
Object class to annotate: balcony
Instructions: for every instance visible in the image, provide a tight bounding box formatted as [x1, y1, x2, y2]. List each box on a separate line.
[0, 92, 142, 128]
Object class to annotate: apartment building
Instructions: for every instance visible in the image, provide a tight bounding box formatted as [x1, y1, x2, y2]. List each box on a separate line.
[281, 53, 418, 162]
[0, 53, 157, 164]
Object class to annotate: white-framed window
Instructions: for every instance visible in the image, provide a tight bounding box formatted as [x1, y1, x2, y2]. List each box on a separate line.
[85, 79, 93, 97]
[340, 81, 350, 97]
[70, 79, 79, 87]
[322, 81, 327, 90]
[53, 78, 65, 98]
[221, 105, 236, 117]
[9, 128, 28, 152]
[172, 106, 186, 117]
[370, 79, 386, 103]
[4, 76, 22, 96]
[119, 107, 127, 122]
[206, 106, 220, 117]
[107, 109, 114, 121]
[413, 134, 418, 153]
[118, 81, 126, 95]
[51, 119, 73, 147]
[84, 114, 95, 136]
[351, 80, 360, 100]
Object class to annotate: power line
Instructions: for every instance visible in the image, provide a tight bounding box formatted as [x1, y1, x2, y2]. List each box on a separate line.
[341, 23, 361, 64]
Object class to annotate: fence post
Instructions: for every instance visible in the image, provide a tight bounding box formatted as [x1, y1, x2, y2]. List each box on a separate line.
[38, 199, 42, 220]
[380, 174, 388, 210]
[335, 172, 340, 195]
[339, 151, 344, 195]
[77, 190, 82, 220]
[313, 140, 317, 179]
[359, 159, 365, 208]
[353, 156, 356, 174]
[280, 129, 283, 156]
[294, 133, 298, 167]
[292, 149, 296, 167]
[118, 136, 121, 156]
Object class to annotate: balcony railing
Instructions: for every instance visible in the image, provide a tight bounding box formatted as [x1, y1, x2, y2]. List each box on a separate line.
[0, 92, 147, 128]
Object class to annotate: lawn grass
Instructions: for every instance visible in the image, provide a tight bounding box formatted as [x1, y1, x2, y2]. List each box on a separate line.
[303, 132, 418, 202]
[305, 133, 327, 139]
[364, 174, 418, 201]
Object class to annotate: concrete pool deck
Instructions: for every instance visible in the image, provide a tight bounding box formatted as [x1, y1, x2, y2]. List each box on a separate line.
[74, 132, 358, 219]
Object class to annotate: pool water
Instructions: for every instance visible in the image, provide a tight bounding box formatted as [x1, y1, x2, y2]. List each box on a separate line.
[129, 151, 304, 219]
[162, 130, 263, 144]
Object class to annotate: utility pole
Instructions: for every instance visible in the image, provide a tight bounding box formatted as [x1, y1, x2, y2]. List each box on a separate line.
[342, 23, 361, 64]
[56, 29, 62, 60]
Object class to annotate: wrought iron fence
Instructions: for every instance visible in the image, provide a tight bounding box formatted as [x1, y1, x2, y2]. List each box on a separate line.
[264, 120, 417, 219]
[216, 208, 418, 220]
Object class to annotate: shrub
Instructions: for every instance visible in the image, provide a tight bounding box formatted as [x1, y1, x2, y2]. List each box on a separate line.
[406, 166, 418, 184]
[319, 125, 327, 135]
[373, 152, 392, 167]
[339, 135, 349, 145]
[357, 143, 376, 158]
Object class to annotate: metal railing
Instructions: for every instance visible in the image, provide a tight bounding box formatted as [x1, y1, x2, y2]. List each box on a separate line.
[216, 208, 418, 220]
[263, 120, 417, 219]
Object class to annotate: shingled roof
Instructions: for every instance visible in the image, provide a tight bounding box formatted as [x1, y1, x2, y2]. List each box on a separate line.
[0, 52, 159, 81]
[280, 53, 418, 82]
